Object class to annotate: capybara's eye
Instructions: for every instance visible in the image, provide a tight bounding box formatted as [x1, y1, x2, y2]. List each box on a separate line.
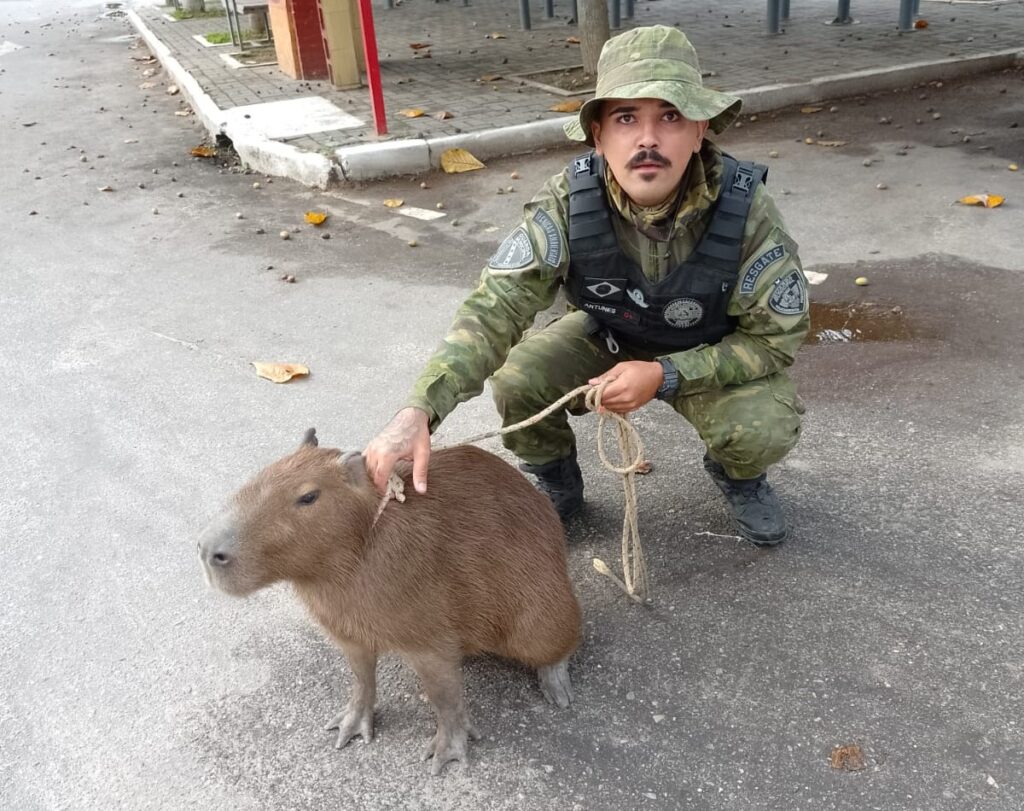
[297, 490, 320, 505]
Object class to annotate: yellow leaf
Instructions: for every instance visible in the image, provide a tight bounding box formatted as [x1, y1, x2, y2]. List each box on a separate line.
[800, 106, 823, 114]
[566, 36, 580, 44]
[251, 362, 309, 383]
[399, 108, 425, 118]
[440, 147, 486, 174]
[815, 140, 848, 147]
[383, 199, 404, 208]
[1009, 164, 1019, 172]
[549, 99, 583, 113]
[958, 194, 1005, 208]
[191, 145, 216, 157]
[304, 211, 328, 225]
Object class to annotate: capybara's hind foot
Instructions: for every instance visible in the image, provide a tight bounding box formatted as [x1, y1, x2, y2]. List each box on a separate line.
[538, 658, 573, 708]
[325, 702, 375, 749]
[422, 719, 480, 775]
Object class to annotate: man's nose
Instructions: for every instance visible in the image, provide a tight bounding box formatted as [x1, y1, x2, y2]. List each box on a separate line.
[636, 120, 659, 148]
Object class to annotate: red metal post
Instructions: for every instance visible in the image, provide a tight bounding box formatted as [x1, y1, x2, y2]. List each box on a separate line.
[356, 0, 387, 135]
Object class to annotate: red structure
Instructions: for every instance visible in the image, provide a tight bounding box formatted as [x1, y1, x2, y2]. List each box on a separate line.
[267, 0, 329, 80]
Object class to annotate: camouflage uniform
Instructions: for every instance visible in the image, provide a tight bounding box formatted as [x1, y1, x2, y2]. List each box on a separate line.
[405, 140, 807, 480]
[403, 26, 807, 484]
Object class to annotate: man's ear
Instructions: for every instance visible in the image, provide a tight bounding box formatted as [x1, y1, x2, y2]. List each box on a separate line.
[591, 120, 603, 154]
[693, 120, 710, 152]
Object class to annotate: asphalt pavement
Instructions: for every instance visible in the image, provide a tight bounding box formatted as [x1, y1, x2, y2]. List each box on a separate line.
[2, 3, 1023, 810]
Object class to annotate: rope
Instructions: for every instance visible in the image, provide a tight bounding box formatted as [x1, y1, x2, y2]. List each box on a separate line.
[373, 382, 652, 604]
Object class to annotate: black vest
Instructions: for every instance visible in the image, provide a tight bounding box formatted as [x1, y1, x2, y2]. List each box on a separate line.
[565, 151, 767, 353]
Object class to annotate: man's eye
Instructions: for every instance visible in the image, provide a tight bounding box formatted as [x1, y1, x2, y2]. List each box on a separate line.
[663, 112, 680, 122]
[616, 114, 634, 124]
[297, 490, 320, 505]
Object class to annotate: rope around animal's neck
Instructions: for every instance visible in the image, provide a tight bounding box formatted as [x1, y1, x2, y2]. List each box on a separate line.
[375, 382, 651, 603]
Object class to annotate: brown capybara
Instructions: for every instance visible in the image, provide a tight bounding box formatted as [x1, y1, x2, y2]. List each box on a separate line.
[197, 428, 581, 774]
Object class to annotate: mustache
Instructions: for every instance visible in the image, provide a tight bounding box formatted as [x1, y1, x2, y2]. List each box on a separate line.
[627, 150, 671, 169]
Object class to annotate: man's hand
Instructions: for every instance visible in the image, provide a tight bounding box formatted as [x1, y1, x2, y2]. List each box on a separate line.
[364, 407, 431, 494]
[588, 361, 664, 414]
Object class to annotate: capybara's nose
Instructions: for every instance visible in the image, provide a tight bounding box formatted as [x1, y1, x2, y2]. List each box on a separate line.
[207, 546, 232, 567]
[198, 511, 238, 569]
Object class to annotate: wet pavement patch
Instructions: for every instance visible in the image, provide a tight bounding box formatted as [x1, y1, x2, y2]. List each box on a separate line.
[808, 301, 916, 344]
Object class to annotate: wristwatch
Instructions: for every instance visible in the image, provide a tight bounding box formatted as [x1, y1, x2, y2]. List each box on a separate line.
[655, 358, 680, 402]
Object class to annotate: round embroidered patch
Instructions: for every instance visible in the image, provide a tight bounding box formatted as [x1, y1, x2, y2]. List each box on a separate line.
[663, 297, 704, 329]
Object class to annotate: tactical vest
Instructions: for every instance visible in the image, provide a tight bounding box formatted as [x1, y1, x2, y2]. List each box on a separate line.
[565, 151, 767, 353]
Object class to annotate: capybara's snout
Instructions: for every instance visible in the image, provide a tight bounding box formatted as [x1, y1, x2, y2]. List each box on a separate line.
[197, 509, 246, 593]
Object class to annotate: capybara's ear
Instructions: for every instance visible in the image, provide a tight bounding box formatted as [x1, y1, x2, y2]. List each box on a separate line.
[339, 450, 369, 487]
[299, 427, 318, 448]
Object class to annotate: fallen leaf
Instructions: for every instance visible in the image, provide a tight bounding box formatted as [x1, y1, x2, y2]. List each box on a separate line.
[252, 362, 309, 383]
[383, 199, 404, 208]
[1009, 163, 1019, 172]
[98, 185, 113, 192]
[479, 74, 502, 82]
[549, 99, 583, 113]
[139, 82, 156, 90]
[487, 32, 507, 39]
[398, 108, 425, 118]
[433, 110, 454, 120]
[440, 147, 486, 174]
[800, 106, 823, 114]
[304, 210, 328, 225]
[958, 194, 1004, 208]
[914, 18, 928, 29]
[174, 110, 191, 117]
[409, 42, 432, 49]
[166, 85, 179, 96]
[636, 460, 653, 475]
[21, 121, 37, 127]
[566, 36, 580, 44]
[815, 140, 848, 147]
[830, 744, 866, 772]
[190, 145, 216, 157]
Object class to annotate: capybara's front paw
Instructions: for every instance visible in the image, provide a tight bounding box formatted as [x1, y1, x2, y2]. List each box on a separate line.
[538, 658, 573, 708]
[325, 702, 374, 749]
[422, 719, 480, 775]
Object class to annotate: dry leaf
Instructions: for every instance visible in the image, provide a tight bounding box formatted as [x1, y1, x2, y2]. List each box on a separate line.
[566, 36, 580, 44]
[914, 18, 928, 29]
[815, 140, 848, 147]
[800, 106, 823, 114]
[487, 32, 507, 39]
[191, 145, 216, 157]
[174, 110, 191, 117]
[409, 42, 432, 49]
[433, 110, 453, 120]
[830, 744, 866, 771]
[304, 210, 328, 225]
[166, 85, 180, 96]
[549, 99, 583, 113]
[958, 194, 1004, 208]
[440, 147, 486, 174]
[479, 74, 502, 82]
[98, 185, 113, 192]
[139, 81, 156, 90]
[252, 362, 309, 383]
[635, 460, 654, 475]
[399, 108, 425, 118]
[383, 199, 404, 208]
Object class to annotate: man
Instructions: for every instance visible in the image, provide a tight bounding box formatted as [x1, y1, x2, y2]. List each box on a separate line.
[365, 25, 807, 546]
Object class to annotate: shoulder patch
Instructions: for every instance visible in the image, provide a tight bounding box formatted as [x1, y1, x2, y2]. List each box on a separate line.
[532, 208, 564, 267]
[768, 269, 808, 315]
[488, 226, 534, 271]
[740, 245, 786, 294]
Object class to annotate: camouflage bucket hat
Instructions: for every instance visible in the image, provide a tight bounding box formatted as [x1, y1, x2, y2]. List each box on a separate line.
[563, 25, 742, 145]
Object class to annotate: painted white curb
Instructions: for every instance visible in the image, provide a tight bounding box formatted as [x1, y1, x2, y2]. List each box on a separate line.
[127, 9, 334, 189]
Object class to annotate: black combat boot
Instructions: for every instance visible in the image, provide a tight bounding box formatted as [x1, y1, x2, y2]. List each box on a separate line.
[520, 448, 584, 524]
[703, 455, 787, 546]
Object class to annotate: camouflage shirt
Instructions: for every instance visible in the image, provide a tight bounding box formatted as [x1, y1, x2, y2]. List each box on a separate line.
[405, 141, 810, 431]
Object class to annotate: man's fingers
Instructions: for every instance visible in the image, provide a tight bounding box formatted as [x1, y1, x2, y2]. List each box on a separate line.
[411, 444, 430, 494]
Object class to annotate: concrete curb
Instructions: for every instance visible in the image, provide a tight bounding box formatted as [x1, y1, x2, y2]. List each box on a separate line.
[126, 9, 334, 189]
[127, 10, 1022, 186]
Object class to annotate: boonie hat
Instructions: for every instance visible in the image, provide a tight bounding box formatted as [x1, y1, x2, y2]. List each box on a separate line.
[564, 25, 742, 145]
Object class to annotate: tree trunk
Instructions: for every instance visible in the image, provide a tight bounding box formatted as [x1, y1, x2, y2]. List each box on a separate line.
[578, 0, 610, 77]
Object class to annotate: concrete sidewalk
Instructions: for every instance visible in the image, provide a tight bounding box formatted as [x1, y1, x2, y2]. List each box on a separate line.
[127, 0, 1024, 183]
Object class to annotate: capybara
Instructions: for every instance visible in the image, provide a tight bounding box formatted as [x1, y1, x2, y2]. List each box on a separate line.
[197, 428, 581, 774]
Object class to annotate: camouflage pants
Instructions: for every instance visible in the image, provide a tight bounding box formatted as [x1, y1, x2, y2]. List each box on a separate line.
[490, 310, 803, 480]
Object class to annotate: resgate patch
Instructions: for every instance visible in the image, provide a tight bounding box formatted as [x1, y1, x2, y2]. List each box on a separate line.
[740, 245, 786, 294]
[768, 270, 808, 315]
[488, 227, 534, 270]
